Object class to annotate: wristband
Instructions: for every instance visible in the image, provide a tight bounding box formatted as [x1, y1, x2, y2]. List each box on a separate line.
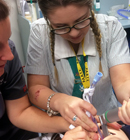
[47, 93, 59, 116]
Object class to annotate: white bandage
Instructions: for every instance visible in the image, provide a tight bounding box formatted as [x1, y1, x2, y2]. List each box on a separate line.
[83, 87, 95, 103]
[83, 87, 95, 117]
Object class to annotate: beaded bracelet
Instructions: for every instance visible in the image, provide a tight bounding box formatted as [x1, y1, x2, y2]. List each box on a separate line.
[47, 93, 59, 116]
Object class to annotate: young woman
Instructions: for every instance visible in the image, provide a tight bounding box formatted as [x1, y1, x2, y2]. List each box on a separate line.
[25, 0, 130, 138]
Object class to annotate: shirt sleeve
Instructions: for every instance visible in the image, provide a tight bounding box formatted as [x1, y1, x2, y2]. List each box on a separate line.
[107, 17, 130, 67]
[25, 19, 50, 75]
[2, 40, 27, 100]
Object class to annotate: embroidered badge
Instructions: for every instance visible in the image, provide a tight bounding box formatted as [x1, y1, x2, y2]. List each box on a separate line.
[74, 78, 82, 84]
[75, 72, 79, 76]
[79, 85, 84, 92]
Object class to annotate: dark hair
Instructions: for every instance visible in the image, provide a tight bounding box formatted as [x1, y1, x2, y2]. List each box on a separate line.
[0, 0, 9, 21]
[38, 0, 102, 81]
[38, 0, 92, 18]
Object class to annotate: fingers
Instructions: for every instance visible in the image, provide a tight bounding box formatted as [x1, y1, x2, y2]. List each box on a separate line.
[94, 116, 100, 123]
[67, 109, 97, 132]
[62, 126, 91, 140]
[77, 101, 97, 131]
[68, 114, 93, 131]
[62, 99, 97, 132]
[75, 108, 97, 131]
[96, 115, 122, 130]
[118, 100, 130, 125]
[58, 95, 98, 132]
[88, 131, 99, 140]
[72, 127, 99, 140]
[107, 122, 122, 130]
[81, 100, 97, 116]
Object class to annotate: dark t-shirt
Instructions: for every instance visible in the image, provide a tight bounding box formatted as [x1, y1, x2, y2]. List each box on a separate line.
[0, 40, 38, 140]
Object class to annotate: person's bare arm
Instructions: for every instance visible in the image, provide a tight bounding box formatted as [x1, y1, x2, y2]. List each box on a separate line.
[27, 74, 55, 110]
[110, 63, 130, 104]
[118, 99, 130, 125]
[27, 74, 98, 132]
[5, 94, 69, 133]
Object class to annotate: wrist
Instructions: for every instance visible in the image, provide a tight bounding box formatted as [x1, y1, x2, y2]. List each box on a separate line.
[57, 116, 70, 132]
[47, 93, 59, 116]
[50, 93, 67, 112]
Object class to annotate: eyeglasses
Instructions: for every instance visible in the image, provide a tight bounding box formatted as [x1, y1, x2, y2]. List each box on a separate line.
[51, 16, 92, 35]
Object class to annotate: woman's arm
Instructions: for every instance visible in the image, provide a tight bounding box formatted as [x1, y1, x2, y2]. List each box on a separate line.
[5, 94, 69, 133]
[110, 63, 130, 104]
[27, 74, 54, 110]
[27, 74, 98, 132]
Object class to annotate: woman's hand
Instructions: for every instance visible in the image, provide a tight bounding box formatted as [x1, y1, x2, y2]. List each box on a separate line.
[107, 122, 122, 130]
[118, 99, 130, 125]
[52, 94, 97, 132]
[62, 126, 99, 140]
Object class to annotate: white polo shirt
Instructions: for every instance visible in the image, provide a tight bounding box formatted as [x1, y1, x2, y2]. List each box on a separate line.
[25, 14, 130, 115]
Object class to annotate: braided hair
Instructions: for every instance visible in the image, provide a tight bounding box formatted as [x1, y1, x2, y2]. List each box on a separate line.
[38, 0, 103, 81]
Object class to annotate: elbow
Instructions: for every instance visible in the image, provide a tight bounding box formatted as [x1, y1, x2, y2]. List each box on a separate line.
[28, 87, 36, 104]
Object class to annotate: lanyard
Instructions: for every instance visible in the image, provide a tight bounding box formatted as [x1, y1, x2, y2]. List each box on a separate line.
[70, 39, 90, 88]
